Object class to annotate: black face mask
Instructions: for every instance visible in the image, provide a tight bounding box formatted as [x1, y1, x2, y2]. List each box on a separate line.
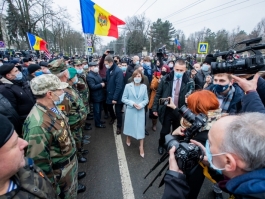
[161, 71, 167, 76]
[114, 60, 118, 63]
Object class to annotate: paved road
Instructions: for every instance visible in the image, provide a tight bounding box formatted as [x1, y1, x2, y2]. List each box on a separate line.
[78, 114, 228, 199]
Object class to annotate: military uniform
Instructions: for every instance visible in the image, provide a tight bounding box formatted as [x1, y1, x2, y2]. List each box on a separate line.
[23, 74, 78, 199]
[0, 158, 59, 199]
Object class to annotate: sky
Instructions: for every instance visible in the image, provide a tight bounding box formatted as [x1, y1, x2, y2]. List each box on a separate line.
[53, 0, 265, 45]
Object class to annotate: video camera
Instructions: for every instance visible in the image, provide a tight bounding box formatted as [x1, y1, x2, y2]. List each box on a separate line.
[211, 37, 265, 75]
[143, 105, 206, 194]
[157, 45, 167, 58]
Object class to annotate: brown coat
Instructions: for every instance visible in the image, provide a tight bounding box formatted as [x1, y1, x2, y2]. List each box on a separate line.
[148, 75, 161, 109]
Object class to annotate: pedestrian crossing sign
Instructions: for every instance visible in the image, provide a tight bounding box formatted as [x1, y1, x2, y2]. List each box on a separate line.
[198, 43, 208, 54]
[88, 47, 93, 53]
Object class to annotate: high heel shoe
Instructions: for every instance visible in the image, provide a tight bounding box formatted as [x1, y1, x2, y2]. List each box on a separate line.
[139, 146, 144, 158]
[126, 142, 131, 146]
[126, 137, 131, 146]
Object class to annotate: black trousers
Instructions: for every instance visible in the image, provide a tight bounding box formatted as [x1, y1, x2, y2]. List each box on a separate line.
[107, 104, 123, 128]
[159, 108, 181, 147]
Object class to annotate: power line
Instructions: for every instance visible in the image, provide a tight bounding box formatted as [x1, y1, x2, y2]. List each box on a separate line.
[162, 0, 205, 20]
[173, 0, 249, 25]
[171, 0, 235, 24]
[177, 0, 265, 29]
[142, 0, 159, 13]
[134, 0, 149, 15]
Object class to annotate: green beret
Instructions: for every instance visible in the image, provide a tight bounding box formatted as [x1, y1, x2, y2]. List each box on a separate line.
[68, 68, 77, 79]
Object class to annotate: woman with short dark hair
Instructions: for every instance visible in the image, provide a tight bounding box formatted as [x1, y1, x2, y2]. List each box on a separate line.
[122, 69, 149, 158]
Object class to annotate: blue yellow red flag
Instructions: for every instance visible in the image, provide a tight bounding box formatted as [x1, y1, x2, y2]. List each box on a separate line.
[79, 0, 125, 38]
[27, 33, 48, 51]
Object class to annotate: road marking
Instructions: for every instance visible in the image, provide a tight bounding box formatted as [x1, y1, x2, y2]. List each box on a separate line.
[113, 123, 135, 199]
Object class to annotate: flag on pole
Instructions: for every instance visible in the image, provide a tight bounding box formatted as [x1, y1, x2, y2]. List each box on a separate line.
[79, 0, 125, 38]
[175, 39, 181, 50]
[27, 33, 48, 51]
[43, 49, 52, 59]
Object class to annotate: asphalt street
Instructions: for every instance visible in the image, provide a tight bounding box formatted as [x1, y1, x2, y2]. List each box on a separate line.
[77, 113, 229, 199]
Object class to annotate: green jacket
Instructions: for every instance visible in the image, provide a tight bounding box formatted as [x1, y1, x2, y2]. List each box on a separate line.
[0, 158, 59, 199]
[23, 103, 76, 184]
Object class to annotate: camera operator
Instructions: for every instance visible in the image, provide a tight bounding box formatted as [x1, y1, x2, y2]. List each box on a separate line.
[162, 112, 265, 199]
[166, 90, 222, 199]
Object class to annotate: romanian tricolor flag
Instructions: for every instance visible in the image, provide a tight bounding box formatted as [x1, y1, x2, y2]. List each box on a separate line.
[27, 33, 48, 51]
[79, 0, 125, 38]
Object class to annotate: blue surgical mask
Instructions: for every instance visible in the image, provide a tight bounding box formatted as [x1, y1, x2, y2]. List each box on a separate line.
[35, 71, 43, 76]
[135, 61, 139, 65]
[202, 64, 210, 71]
[121, 66, 127, 72]
[76, 69, 83, 74]
[45, 69, 51, 74]
[214, 84, 229, 93]
[174, 71, 183, 79]
[205, 140, 227, 175]
[84, 65, 88, 69]
[73, 77, 78, 84]
[134, 77, 142, 84]
[145, 62, 151, 67]
[53, 92, 65, 105]
[14, 72, 23, 80]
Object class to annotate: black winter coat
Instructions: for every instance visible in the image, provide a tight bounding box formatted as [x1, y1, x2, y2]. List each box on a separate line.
[86, 71, 105, 103]
[152, 71, 192, 124]
[106, 64, 124, 104]
[124, 63, 136, 84]
[0, 93, 22, 136]
[0, 77, 35, 123]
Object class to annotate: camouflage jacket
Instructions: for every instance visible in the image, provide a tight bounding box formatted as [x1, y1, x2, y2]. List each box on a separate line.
[60, 85, 87, 128]
[23, 103, 76, 184]
[76, 72, 90, 105]
[0, 158, 59, 199]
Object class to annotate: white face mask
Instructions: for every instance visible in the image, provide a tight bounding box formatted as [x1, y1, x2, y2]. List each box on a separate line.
[168, 63, 174, 68]
[105, 65, 110, 69]
[53, 92, 65, 105]
[93, 67, 99, 73]
[134, 77, 142, 84]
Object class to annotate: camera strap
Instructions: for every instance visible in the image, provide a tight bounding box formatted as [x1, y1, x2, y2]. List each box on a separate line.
[199, 162, 216, 184]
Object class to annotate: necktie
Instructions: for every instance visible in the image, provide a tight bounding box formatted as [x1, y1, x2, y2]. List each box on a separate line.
[174, 79, 180, 107]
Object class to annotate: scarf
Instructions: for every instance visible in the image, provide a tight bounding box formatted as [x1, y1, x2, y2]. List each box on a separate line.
[214, 86, 235, 113]
[143, 64, 152, 76]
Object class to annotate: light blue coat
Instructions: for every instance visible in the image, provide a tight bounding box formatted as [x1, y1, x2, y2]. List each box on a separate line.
[122, 83, 149, 140]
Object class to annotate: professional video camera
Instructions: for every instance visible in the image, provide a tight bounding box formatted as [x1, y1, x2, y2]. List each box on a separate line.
[157, 45, 166, 58]
[143, 105, 206, 194]
[211, 37, 265, 75]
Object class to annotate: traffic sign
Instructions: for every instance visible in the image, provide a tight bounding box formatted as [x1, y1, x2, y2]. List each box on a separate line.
[198, 42, 208, 54]
[88, 47, 93, 53]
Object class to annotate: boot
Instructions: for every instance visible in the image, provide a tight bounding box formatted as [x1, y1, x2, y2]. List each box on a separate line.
[152, 119, 157, 131]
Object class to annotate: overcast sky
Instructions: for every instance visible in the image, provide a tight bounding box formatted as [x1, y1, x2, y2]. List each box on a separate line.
[53, 0, 265, 45]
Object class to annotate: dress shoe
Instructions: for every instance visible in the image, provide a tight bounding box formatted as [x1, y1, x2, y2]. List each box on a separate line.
[83, 135, 91, 140]
[145, 130, 149, 136]
[79, 148, 89, 155]
[116, 127, 121, 135]
[78, 171, 86, 180]
[96, 124, 106, 128]
[77, 183, 86, 193]
[109, 118, 116, 125]
[100, 121, 106, 124]
[78, 156, 87, 163]
[82, 139, 90, 145]
[84, 123, 92, 130]
[158, 146, 164, 155]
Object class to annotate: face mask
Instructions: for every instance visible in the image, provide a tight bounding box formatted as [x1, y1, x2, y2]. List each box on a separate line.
[168, 63, 174, 68]
[14, 72, 23, 80]
[0, 63, 3, 66]
[35, 71, 43, 76]
[174, 71, 183, 79]
[76, 69, 83, 74]
[53, 92, 65, 105]
[134, 77, 142, 84]
[105, 65, 110, 69]
[135, 61, 139, 65]
[214, 84, 229, 93]
[72, 77, 78, 84]
[93, 67, 99, 73]
[202, 64, 210, 71]
[121, 66, 127, 72]
[205, 140, 227, 175]
[84, 65, 88, 69]
[161, 71, 167, 76]
[44, 69, 51, 74]
[114, 60, 118, 63]
[145, 62, 151, 66]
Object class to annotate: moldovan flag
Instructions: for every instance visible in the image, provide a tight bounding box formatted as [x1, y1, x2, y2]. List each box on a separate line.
[27, 33, 48, 51]
[79, 0, 125, 38]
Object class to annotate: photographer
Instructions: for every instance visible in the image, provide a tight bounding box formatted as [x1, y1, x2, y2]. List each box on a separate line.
[166, 90, 222, 199]
[163, 112, 265, 199]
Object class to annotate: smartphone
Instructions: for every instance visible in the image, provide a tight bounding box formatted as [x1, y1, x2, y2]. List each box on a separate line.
[107, 50, 114, 54]
[159, 98, 170, 105]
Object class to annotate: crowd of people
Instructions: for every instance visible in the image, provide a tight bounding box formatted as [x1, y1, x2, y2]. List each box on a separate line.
[0, 49, 265, 199]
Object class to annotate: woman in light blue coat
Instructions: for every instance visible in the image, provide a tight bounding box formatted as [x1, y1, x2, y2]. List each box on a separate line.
[122, 69, 149, 158]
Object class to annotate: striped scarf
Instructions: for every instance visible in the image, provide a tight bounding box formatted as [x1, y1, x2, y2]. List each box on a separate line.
[214, 86, 235, 113]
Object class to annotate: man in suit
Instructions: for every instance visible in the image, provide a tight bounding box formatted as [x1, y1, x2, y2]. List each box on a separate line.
[104, 55, 124, 135]
[152, 59, 193, 155]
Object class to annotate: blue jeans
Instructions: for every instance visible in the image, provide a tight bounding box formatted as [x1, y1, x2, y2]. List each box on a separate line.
[93, 102, 102, 126]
